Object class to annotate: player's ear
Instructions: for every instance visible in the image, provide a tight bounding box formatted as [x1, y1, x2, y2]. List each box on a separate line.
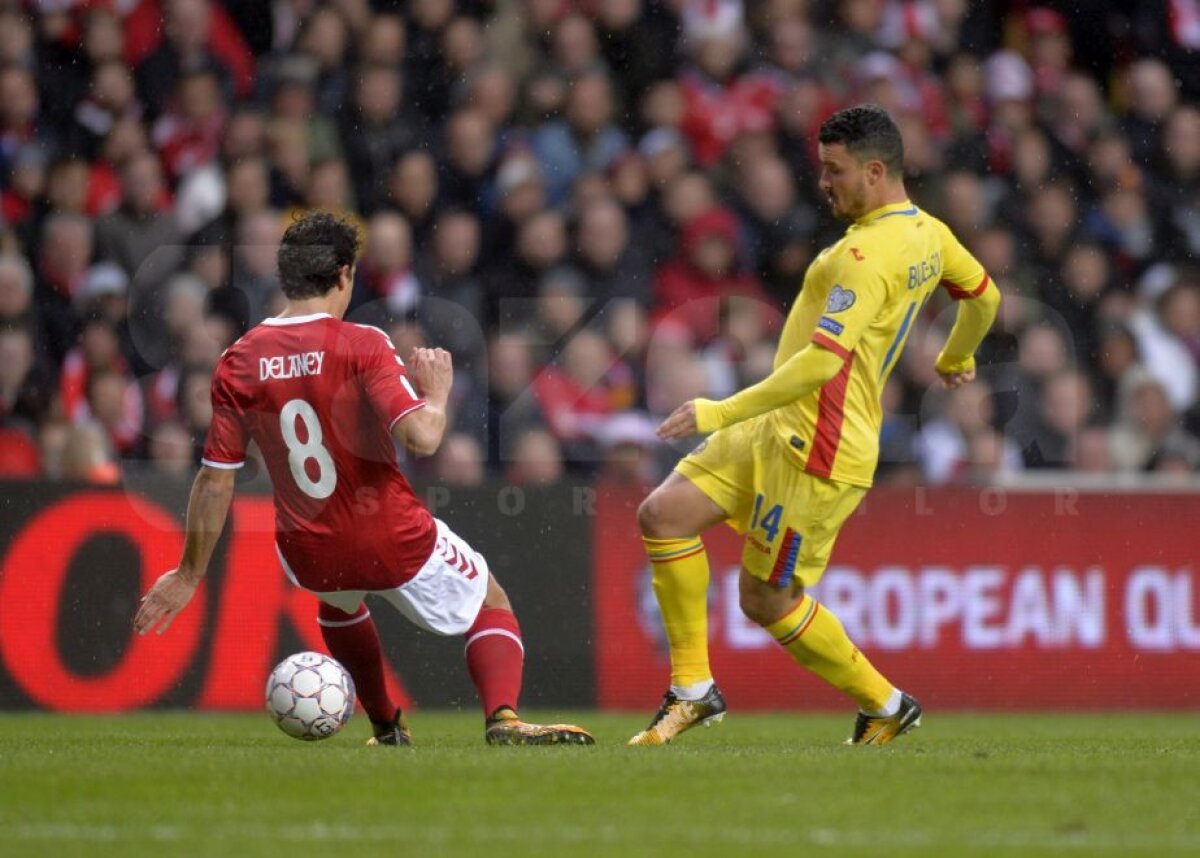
[865, 159, 886, 185]
[338, 264, 355, 292]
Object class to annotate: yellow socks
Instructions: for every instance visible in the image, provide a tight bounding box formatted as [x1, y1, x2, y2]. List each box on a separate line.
[643, 536, 712, 688]
[766, 593, 894, 713]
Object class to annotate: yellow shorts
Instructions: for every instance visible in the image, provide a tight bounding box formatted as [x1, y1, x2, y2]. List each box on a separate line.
[675, 415, 867, 589]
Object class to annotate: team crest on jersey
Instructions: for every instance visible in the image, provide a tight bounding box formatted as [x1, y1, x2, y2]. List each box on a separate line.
[825, 285, 856, 313]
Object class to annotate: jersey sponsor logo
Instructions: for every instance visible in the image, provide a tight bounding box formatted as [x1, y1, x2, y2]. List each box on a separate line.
[260, 351, 326, 381]
[817, 316, 845, 335]
[825, 285, 856, 313]
[850, 247, 865, 261]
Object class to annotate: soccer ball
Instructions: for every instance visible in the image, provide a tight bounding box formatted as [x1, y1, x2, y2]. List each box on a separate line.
[265, 652, 356, 740]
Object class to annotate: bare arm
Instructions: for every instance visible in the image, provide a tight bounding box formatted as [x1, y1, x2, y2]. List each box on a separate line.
[133, 465, 236, 635]
[391, 347, 453, 457]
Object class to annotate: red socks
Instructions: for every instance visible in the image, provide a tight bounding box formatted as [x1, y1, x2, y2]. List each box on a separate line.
[317, 601, 395, 725]
[319, 602, 525, 723]
[464, 607, 524, 718]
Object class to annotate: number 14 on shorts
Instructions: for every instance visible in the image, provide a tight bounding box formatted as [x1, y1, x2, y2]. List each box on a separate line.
[750, 494, 785, 542]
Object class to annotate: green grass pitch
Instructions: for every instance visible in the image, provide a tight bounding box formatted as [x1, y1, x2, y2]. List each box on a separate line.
[1, 711, 1197, 857]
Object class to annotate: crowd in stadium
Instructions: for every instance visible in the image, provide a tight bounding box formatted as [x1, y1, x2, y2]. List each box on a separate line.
[0, 0, 1198, 487]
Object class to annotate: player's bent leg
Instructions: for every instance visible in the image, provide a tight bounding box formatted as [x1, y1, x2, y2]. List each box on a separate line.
[741, 572, 921, 746]
[629, 473, 731, 746]
[638, 474, 727, 690]
[466, 573, 594, 747]
[316, 600, 410, 746]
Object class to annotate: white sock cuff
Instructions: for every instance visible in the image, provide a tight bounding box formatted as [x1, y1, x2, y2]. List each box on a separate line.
[464, 628, 524, 655]
[317, 609, 371, 628]
[670, 678, 714, 701]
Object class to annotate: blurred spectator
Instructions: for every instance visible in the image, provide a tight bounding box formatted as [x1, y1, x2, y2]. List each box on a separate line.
[532, 329, 635, 451]
[432, 432, 486, 488]
[352, 212, 421, 318]
[94, 150, 186, 297]
[440, 107, 495, 211]
[0, 254, 40, 345]
[596, 411, 663, 487]
[341, 65, 426, 214]
[387, 150, 439, 246]
[534, 267, 589, 345]
[574, 197, 653, 305]
[488, 209, 568, 327]
[1110, 371, 1200, 472]
[653, 207, 772, 343]
[152, 66, 227, 181]
[1122, 58, 1179, 166]
[35, 213, 95, 363]
[532, 71, 629, 204]
[149, 420, 197, 477]
[1, 66, 54, 179]
[0, 323, 50, 430]
[134, 0, 244, 120]
[60, 421, 120, 484]
[61, 317, 143, 454]
[918, 381, 1024, 483]
[676, 0, 780, 166]
[596, 0, 678, 124]
[483, 330, 546, 466]
[416, 209, 486, 361]
[506, 427, 566, 486]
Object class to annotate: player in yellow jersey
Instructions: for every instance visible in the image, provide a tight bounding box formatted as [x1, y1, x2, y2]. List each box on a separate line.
[629, 104, 1001, 746]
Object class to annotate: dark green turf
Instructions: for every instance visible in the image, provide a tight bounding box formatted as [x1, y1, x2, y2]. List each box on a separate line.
[1, 712, 1197, 857]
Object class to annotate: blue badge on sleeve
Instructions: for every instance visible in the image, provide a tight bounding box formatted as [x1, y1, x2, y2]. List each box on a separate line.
[817, 316, 845, 335]
[825, 285, 856, 313]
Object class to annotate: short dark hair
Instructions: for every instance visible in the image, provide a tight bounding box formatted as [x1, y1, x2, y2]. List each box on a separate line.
[818, 104, 905, 175]
[277, 213, 361, 299]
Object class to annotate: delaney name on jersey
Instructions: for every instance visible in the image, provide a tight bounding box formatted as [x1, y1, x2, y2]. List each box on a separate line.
[260, 351, 326, 381]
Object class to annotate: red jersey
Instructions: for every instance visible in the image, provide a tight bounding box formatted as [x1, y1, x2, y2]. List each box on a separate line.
[202, 312, 436, 592]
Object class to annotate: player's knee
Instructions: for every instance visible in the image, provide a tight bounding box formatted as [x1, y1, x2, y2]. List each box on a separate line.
[738, 587, 777, 627]
[482, 575, 512, 611]
[637, 493, 677, 538]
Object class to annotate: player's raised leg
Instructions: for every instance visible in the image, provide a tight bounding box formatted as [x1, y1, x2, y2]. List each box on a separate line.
[470, 575, 594, 746]
[629, 472, 731, 746]
[317, 600, 411, 746]
[740, 573, 921, 746]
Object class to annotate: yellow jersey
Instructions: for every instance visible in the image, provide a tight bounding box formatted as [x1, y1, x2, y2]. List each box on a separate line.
[771, 200, 989, 488]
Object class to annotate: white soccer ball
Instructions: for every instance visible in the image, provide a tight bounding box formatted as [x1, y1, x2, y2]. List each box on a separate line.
[265, 652, 356, 740]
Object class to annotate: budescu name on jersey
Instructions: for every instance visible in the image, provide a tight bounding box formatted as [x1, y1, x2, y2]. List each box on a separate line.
[906, 250, 941, 291]
[259, 351, 326, 381]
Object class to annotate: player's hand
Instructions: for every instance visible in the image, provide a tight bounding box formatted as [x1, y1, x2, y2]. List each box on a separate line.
[938, 368, 976, 389]
[657, 400, 699, 440]
[408, 347, 453, 401]
[134, 569, 200, 635]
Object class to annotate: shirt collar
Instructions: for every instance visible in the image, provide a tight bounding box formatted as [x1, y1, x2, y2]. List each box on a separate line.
[855, 200, 918, 225]
[261, 312, 333, 326]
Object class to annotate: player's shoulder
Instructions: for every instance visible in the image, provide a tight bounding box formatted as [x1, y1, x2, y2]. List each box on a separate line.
[901, 209, 960, 248]
[827, 230, 889, 272]
[343, 321, 396, 351]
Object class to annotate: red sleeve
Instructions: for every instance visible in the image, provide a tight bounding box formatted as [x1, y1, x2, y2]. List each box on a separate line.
[357, 327, 426, 429]
[201, 356, 248, 469]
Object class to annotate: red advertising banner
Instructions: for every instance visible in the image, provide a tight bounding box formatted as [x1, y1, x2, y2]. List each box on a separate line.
[0, 482, 596, 712]
[594, 487, 1200, 711]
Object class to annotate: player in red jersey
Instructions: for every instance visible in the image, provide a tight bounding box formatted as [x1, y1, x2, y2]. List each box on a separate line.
[134, 213, 593, 747]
